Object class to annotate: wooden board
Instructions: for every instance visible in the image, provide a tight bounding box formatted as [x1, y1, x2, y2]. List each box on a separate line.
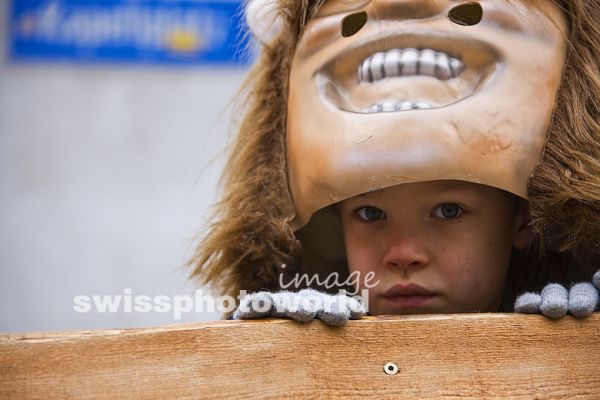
[1, 314, 599, 399]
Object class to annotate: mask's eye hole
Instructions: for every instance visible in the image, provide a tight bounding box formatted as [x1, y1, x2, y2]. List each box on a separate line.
[448, 2, 483, 26]
[341, 11, 368, 37]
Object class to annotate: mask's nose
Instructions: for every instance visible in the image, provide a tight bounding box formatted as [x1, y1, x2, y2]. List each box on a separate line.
[365, 0, 446, 22]
[341, 0, 446, 38]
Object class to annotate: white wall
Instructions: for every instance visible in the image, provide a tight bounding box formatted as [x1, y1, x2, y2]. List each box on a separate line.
[0, 2, 247, 332]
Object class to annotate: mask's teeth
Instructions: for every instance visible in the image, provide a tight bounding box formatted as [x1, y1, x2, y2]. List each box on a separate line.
[400, 48, 419, 76]
[370, 52, 386, 81]
[383, 49, 402, 77]
[364, 101, 433, 113]
[380, 102, 397, 112]
[358, 48, 464, 83]
[414, 102, 432, 109]
[366, 103, 382, 113]
[359, 57, 369, 82]
[435, 53, 451, 80]
[419, 49, 437, 76]
[398, 101, 414, 111]
[449, 57, 465, 78]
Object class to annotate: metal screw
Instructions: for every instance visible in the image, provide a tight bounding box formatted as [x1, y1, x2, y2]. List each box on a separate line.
[383, 362, 399, 375]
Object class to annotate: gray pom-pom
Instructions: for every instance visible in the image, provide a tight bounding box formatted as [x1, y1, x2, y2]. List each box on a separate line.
[540, 284, 568, 319]
[514, 292, 542, 313]
[593, 270, 600, 290]
[568, 282, 598, 318]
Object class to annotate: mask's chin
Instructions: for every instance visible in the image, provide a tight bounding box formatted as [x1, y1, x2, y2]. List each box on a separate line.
[316, 33, 498, 114]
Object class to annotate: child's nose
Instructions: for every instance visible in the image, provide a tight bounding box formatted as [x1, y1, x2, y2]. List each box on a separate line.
[381, 231, 429, 271]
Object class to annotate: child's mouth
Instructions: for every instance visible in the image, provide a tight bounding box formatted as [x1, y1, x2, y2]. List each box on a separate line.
[382, 283, 437, 307]
[383, 294, 436, 308]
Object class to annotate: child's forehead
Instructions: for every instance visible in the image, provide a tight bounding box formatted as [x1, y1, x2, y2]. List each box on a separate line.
[355, 180, 491, 199]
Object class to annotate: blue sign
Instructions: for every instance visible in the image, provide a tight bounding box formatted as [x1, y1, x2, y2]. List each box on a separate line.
[8, 0, 250, 65]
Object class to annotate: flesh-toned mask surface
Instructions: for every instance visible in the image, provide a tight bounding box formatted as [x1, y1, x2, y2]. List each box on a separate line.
[287, 0, 567, 229]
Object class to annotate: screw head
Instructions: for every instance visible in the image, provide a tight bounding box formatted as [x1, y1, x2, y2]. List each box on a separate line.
[383, 362, 399, 375]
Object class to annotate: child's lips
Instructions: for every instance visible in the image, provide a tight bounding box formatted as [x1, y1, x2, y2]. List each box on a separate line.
[382, 283, 436, 307]
[384, 283, 435, 297]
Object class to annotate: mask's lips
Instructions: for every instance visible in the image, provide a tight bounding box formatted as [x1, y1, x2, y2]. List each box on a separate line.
[316, 33, 499, 114]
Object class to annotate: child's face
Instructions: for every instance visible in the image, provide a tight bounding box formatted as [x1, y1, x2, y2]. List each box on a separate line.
[338, 180, 530, 315]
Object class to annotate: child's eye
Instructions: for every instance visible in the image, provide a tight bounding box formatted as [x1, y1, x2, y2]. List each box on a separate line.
[433, 203, 464, 220]
[355, 206, 387, 222]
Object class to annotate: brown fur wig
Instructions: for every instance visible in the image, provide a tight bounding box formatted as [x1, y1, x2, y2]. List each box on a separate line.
[189, 0, 600, 308]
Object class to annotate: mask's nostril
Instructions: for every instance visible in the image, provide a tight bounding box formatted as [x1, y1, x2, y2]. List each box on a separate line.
[448, 2, 483, 26]
[341, 11, 368, 37]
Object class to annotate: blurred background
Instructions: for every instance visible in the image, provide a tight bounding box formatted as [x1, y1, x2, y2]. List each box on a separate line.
[0, 0, 250, 332]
